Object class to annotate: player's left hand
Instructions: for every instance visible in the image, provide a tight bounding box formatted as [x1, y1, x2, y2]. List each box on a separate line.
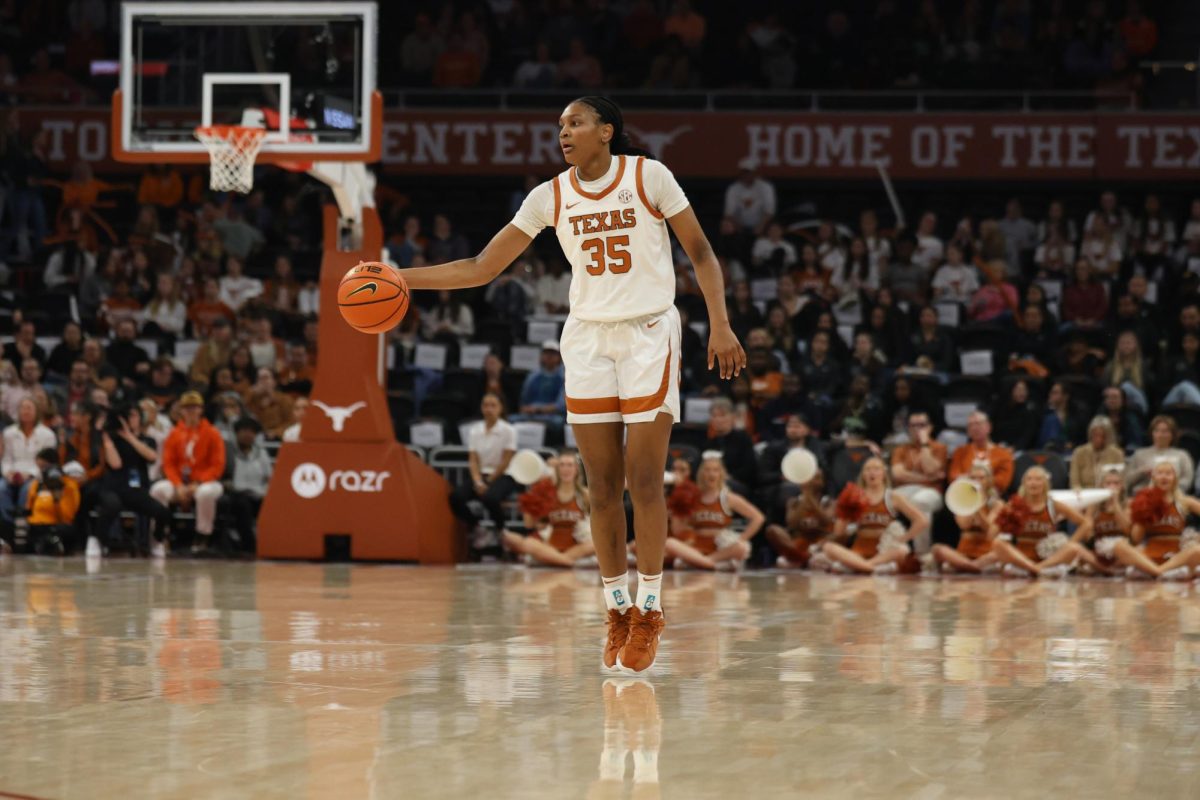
[708, 323, 746, 380]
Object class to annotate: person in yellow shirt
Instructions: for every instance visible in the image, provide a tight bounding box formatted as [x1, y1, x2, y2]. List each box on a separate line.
[26, 466, 80, 555]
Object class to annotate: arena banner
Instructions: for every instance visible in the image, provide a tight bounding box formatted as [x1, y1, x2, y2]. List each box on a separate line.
[21, 107, 1200, 180]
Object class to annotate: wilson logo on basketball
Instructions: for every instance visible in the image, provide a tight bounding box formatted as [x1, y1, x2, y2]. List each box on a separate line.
[346, 282, 378, 298]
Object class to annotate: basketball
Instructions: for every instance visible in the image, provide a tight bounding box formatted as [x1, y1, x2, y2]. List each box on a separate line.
[337, 260, 410, 334]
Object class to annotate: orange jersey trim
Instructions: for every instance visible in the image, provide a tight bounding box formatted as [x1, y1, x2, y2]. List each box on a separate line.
[570, 155, 626, 201]
[551, 175, 562, 228]
[635, 157, 664, 220]
[566, 395, 621, 415]
[618, 345, 672, 415]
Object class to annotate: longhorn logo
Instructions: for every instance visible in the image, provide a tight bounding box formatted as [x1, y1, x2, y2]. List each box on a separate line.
[625, 124, 693, 160]
[313, 400, 367, 432]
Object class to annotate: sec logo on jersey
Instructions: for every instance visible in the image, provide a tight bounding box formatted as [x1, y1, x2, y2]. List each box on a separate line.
[618, 189, 633, 204]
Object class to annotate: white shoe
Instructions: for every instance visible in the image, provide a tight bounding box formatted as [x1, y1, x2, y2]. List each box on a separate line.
[872, 562, 898, 575]
[1038, 564, 1071, 580]
[1160, 566, 1190, 582]
[1125, 565, 1152, 580]
[775, 555, 797, 569]
[1002, 563, 1032, 578]
[672, 558, 689, 571]
[714, 559, 737, 572]
[85, 536, 102, 558]
[150, 540, 167, 559]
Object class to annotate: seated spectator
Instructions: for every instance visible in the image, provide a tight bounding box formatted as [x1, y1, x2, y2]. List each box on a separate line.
[93, 402, 172, 558]
[745, 347, 783, 409]
[1100, 386, 1145, 449]
[81, 339, 119, 397]
[426, 214, 470, 265]
[756, 373, 813, 441]
[142, 273, 187, 339]
[889, 411, 948, 492]
[1057, 332, 1105, 378]
[1009, 304, 1056, 368]
[101, 278, 142, 331]
[447, 393, 517, 545]
[912, 211, 945, 271]
[752, 222, 797, 270]
[213, 207, 264, 261]
[511, 341, 565, 430]
[909, 306, 955, 373]
[106, 319, 151, 385]
[478, 353, 515, 410]
[704, 397, 757, 492]
[277, 343, 313, 397]
[150, 391, 226, 554]
[830, 376, 884, 440]
[799, 330, 842, 406]
[1061, 259, 1108, 328]
[930, 244, 979, 303]
[1102, 330, 1151, 410]
[762, 309, 797, 363]
[557, 37, 603, 88]
[887, 235, 927, 306]
[1160, 331, 1200, 405]
[139, 397, 171, 479]
[1079, 216, 1122, 278]
[1125, 415, 1193, 493]
[189, 317, 234, 388]
[990, 379, 1040, 451]
[242, 368, 294, 440]
[218, 255, 263, 311]
[828, 238, 880, 303]
[221, 417, 272, 551]
[247, 318, 285, 371]
[1037, 198, 1078, 245]
[421, 289, 475, 341]
[282, 396, 308, 442]
[49, 359, 94, 418]
[846, 332, 886, 393]
[3, 320, 47, 369]
[535, 259, 571, 315]
[948, 411, 1015, 493]
[189, 278, 237, 338]
[262, 255, 302, 316]
[967, 262, 1018, 323]
[228, 345, 257, 393]
[513, 41, 558, 88]
[60, 401, 104, 485]
[1070, 416, 1126, 489]
[1037, 381, 1085, 452]
[45, 321, 85, 380]
[144, 357, 186, 409]
[1033, 226, 1075, 277]
[3, 359, 50, 420]
[1, 398, 56, 522]
[25, 466, 79, 555]
[759, 413, 825, 488]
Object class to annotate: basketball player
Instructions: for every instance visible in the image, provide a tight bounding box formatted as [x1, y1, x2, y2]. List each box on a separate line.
[396, 96, 745, 674]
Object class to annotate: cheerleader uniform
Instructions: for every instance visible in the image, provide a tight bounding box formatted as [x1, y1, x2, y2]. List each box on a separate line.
[956, 503, 997, 559]
[542, 493, 587, 553]
[1141, 500, 1188, 563]
[851, 491, 897, 558]
[1091, 508, 1130, 567]
[681, 490, 740, 555]
[784, 502, 827, 564]
[1013, 501, 1066, 560]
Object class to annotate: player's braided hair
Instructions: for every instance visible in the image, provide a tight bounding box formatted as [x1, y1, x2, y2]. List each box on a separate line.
[573, 96, 654, 159]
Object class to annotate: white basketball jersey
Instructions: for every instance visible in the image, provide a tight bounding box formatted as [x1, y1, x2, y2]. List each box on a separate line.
[547, 155, 683, 322]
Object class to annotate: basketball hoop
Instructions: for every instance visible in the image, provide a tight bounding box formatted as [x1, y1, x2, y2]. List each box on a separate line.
[194, 124, 267, 193]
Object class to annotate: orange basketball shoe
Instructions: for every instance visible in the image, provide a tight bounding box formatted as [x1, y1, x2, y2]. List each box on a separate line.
[603, 609, 632, 672]
[618, 607, 665, 673]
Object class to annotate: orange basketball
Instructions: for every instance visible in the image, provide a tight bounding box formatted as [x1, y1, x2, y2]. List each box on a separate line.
[337, 261, 410, 334]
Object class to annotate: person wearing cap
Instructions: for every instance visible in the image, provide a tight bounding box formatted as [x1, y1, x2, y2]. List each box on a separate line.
[723, 157, 776, 236]
[511, 340, 566, 441]
[151, 390, 226, 553]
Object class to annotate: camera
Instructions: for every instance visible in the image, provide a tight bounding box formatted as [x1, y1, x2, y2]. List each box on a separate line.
[42, 466, 64, 492]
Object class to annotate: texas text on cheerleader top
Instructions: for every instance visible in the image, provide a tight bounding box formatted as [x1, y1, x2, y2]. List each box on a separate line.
[856, 492, 895, 535]
[1093, 509, 1128, 539]
[546, 496, 585, 551]
[692, 492, 733, 531]
[1018, 502, 1058, 541]
[1145, 501, 1186, 538]
[788, 507, 826, 540]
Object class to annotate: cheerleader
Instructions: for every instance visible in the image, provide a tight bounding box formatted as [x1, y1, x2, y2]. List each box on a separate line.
[1111, 459, 1200, 579]
[766, 469, 834, 568]
[1081, 466, 1130, 575]
[502, 451, 596, 567]
[664, 452, 765, 570]
[819, 457, 929, 574]
[930, 463, 1003, 573]
[989, 466, 1093, 577]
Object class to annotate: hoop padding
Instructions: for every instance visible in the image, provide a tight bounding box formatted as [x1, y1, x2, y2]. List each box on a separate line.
[194, 125, 267, 193]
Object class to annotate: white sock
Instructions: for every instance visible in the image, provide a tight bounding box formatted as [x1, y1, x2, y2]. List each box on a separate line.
[602, 573, 630, 613]
[636, 572, 663, 613]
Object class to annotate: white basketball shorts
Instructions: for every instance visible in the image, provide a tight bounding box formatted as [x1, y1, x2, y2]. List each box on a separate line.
[561, 305, 681, 425]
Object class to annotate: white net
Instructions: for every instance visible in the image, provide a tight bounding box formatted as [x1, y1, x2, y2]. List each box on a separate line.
[194, 125, 267, 193]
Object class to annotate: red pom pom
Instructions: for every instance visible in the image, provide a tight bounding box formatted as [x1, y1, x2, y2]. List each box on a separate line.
[835, 483, 867, 522]
[668, 480, 702, 518]
[1131, 486, 1169, 526]
[518, 478, 558, 520]
[995, 496, 1031, 535]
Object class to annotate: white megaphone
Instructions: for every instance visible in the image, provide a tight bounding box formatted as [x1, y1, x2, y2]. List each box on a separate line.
[781, 448, 818, 485]
[506, 449, 550, 485]
[1049, 489, 1112, 510]
[944, 478, 985, 516]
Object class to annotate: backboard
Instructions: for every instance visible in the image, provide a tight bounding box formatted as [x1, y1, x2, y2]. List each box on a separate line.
[113, 2, 380, 165]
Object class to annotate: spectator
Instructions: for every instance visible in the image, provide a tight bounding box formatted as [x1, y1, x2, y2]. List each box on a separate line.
[485, 260, 534, 328]
[535, 260, 571, 315]
[277, 343, 313, 397]
[448, 393, 517, 544]
[139, 398, 171, 477]
[664, 0, 706, 51]
[1069, 416, 1126, 489]
[422, 290, 475, 341]
[1103, 329, 1151, 402]
[142, 273, 187, 338]
[847, 332, 886, 393]
[2, 397, 57, 489]
[513, 341, 565, 424]
[800, 330, 842, 406]
[758, 413, 825, 485]
[757, 374, 814, 442]
[247, 318, 284, 371]
[930, 243, 979, 303]
[228, 346, 257, 394]
[93, 402, 173, 558]
[831, 375, 883, 439]
[1009, 304, 1056, 368]
[393, 216, 426, 267]
[1033, 226, 1076, 277]
[829, 238, 880, 302]
[1084, 190, 1133, 252]
[887, 235, 927, 306]
[1037, 381, 1085, 452]
[150, 391, 226, 554]
[144, 357, 187, 410]
[479, 353, 514, 411]
[433, 34, 483, 88]
[282, 396, 308, 442]
[768, 273, 805, 325]
[6, 359, 50, 420]
[106, 319, 151, 384]
[1057, 331, 1106, 379]
[221, 417, 273, 551]
[218, 255, 263, 311]
[60, 400, 104, 487]
[43, 239, 95, 294]
[815, 221, 845, 275]
[704, 398, 757, 492]
[745, 347, 784, 409]
[426, 214, 470, 265]
[557, 37, 603, 88]
[400, 12, 443, 84]
[1079, 215, 1122, 277]
[1131, 193, 1174, 270]
[1037, 198, 1078, 245]
[242, 368, 294, 440]
[24, 466, 79, 555]
[1118, 1, 1158, 59]
[727, 281, 764, 342]
[50, 359, 95, 416]
[213, 206, 265, 260]
[513, 41, 557, 88]
[1161, 331, 1200, 404]
[646, 35, 693, 90]
[261, 255, 302, 316]
[751, 222, 797, 270]
[890, 411, 949, 491]
[967, 262, 1019, 323]
[859, 210, 892, 275]
[1100, 385, 1145, 449]
[723, 158, 776, 235]
[1126, 415, 1193, 493]
[912, 212, 945, 271]
[188, 277, 236, 338]
[997, 198, 1037, 273]
[45, 321, 84, 379]
[101, 278, 143, 331]
[3, 320, 46, 368]
[190, 317, 234, 388]
[762, 310, 797, 366]
[909, 306, 955, 372]
[948, 411, 1015, 493]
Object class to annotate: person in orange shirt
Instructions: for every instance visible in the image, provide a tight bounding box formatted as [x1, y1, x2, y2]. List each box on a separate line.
[890, 411, 948, 490]
[948, 411, 1015, 494]
[150, 391, 226, 553]
[26, 466, 80, 555]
